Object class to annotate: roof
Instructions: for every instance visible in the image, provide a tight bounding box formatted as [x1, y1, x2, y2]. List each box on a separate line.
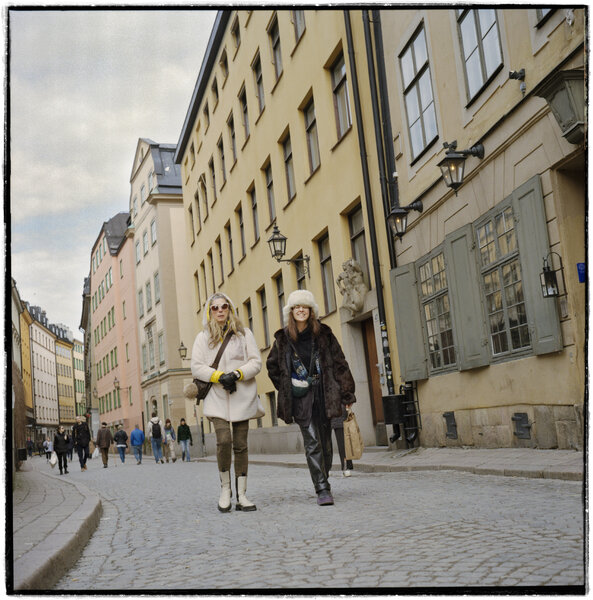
[174, 10, 231, 164]
[104, 212, 129, 255]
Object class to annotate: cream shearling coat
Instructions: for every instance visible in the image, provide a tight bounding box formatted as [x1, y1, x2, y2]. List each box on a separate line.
[191, 328, 262, 422]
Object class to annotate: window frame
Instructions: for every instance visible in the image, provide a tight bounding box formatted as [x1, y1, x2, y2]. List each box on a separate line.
[268, 16, 283, 80]
[303, 98, 320, 174]
[318, 234, 337, 314]
[330, 53, 352, 140]
[252, 53, 265, 114]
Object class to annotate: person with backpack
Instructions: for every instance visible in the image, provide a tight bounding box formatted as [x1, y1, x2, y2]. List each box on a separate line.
[113, 424, 128, 463]
[148, 412, 165, 464]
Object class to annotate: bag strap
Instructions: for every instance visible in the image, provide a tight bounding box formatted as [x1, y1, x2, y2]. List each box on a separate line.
[210, 330, 234, 370]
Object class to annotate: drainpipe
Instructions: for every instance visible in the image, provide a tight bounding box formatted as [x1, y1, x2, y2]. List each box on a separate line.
[343, 10, 395, 398]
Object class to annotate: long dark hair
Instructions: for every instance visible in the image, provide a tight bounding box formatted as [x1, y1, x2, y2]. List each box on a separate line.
[286, 309, 320, 342]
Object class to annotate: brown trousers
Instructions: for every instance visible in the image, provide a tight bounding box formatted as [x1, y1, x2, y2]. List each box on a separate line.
[210, 418, 250, 476]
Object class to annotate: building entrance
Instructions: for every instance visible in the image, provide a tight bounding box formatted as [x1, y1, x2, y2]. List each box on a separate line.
[361, 318, 386, 444]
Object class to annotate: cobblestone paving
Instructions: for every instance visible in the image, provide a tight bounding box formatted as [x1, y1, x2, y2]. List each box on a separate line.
[54, 457, 584, 591]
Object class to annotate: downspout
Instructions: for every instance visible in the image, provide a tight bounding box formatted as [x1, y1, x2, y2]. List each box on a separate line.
[343, 10, 395, 399]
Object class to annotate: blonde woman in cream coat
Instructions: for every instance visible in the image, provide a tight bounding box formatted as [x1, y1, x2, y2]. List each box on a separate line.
[191, 293, 262, 512]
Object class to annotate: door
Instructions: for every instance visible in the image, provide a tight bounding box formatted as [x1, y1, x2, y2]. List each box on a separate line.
[361, 318, 384, 427]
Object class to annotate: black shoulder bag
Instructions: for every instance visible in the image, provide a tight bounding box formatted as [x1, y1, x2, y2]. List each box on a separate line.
[194, 331, 234, 403]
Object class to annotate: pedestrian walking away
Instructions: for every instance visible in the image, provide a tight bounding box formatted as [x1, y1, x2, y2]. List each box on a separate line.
[163, 419, 177, 463]
[95, 422, 114, 468]
[331, 406, 354, 477]
[177, 418, 193, 462]
[53, 426, 70, 475]
[130, 424, 145, 464]
[148, 413, 165, 464]
[72, 415, 92, 471]
[191, 293, 262, 512]
[114, 424, 128, 463]
[66, 430, 74, 461]
[266, 290, 356, 506]
[26, 437, 34, 458]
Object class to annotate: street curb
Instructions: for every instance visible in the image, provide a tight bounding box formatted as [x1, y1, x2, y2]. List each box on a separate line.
[13, 471, 103, 591]
[198, 456, 583, 481]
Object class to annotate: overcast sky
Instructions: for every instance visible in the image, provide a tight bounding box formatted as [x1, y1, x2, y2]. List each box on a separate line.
[9, 8, 217, 336]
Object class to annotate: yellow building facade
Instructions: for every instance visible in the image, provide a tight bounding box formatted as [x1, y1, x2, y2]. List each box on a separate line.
[55, 336, 76, 428]
[175, 9, 402, 449]
[380, 7, 585, 448]
[20, 305, 34, 431]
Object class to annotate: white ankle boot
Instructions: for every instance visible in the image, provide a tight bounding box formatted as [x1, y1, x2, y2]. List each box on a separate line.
[236, 475, 257, 511]
[218, 471, 232, 512]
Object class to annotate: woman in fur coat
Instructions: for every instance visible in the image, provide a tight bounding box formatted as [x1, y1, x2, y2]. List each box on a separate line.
[191, 293, 262, 512]
[266, 290, 356, 506]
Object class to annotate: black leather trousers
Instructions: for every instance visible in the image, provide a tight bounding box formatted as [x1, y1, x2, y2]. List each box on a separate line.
[299, 412, 333, 493]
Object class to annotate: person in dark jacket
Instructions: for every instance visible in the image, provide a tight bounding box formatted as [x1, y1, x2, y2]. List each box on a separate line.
[53, 426, 70, 475]
[66, 431, 74, 461]
[130, 424, 145, 465]
[113, 424, 128, 463]
[95, 422, 114, 468]
[266, 290, 356, 506]
[73, 415, 91, 471]
[177, 418, 193, 462]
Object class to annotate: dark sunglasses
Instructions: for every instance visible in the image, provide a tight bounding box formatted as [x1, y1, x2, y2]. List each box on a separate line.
[211, 303, 229, 312]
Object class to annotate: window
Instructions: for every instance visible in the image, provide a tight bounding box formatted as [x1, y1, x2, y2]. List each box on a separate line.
[133, 196, 138, 217]
[142, 343, 147, 373]
[193, 191, 202, 233]
[292, 10, 306, 42]
[220, 49, 229, 79]
[476, 206, 529, 356]
[237, 205, 246, 258]
[148, 336, 155, 370]
[119, 259, 123, 278]
[225, 222, 234, 272]
[275, 274, 285, 327]
[390, 175, 562, 381]
[200, 176, 209, 219]
[194, 271, 201, 308]
[400, 26, 438, 160]
[268, 17, 283, 80]
[150, 219, 157, 245]
[203, 102, 210, 129]
[228, 114, 237, 163]
[138, 290, 144, 318]
[209, 157, 217, 201]
[282, 134, 296, 201]
[239, 87, 250, 140]
[349, 205, 370, 287]
[250, 188, 259, 242]
[188, 205, 196, 240]
[296, 254, 307, 290]
[158, 332, 165, 365]
[208, 250, 216, 292]
[244, 299, 253, 331]
[211, 77, 219, 106]
[218, 137, 226, 183]
[154, 272, 160, 303]
[143, 230, 149, 255]
[319, 235, 337, 314]
[536, 8, 555, 26]
[331, 53, 352, 139]
[457, 9, 503, 101]
[141, 184, 147, 205]
[264, 162, 276, 222]
[304, 99, 320, 173]
[216, 237, 224, 284]
[135, 241, 140, 264]
[146, 281, 152, 312]
[418, 251, 456, 371]
[231, 17, 241, 50]
[201, 261, 208, 303]
[252, 54, 265, 114]
[148, 170, 155, 191]
[259, 288, 270, 347]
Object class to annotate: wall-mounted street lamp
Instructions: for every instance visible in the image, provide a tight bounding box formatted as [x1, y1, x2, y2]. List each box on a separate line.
[93, 386, 98, 399]
[438, 140, 485, 194]
[266, 224, 310, 277]
[113, 377, 120, 390]
[386, 200, 424, 239]
[533, 68, 585, 144]
[178, 342, 188, 360]
[540, 252, 566, 298]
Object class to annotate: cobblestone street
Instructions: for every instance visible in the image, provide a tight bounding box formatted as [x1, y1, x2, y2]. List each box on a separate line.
[52, 454, 584, 591]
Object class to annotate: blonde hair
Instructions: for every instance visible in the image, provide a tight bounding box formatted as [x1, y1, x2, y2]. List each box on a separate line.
[286, 309, 320, 342]
[206, 294, 245, 347]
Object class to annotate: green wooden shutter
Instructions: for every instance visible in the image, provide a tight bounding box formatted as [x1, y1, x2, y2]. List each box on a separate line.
[389, 263, 428, 381]
[444, 224, 490, 370]
[512, 174, 563, 355]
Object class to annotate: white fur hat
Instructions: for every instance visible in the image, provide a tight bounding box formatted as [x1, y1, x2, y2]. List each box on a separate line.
[283, 289, 320, 322]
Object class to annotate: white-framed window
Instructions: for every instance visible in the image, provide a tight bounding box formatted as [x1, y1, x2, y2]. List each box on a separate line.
[259, 287, 270, 347]
[250, 187, 259, 242]
[140, 184, 147, 205]
[135, 241, 140, 264]
[151, 219, 157, 245]
[291, 10, 305, 42]
[154, 271, 160, 303]
[330, 53, 352, 140]
[304, 98, 320, 173]
[239, 86, 250, 139]
[400, 25, 438, 161]
[282, 133, 296, 201]
[146, 281, 152, 312]
[252, 53, 265, 114]
[148, 170, 155, 191]
[264, 162, 276, 223]
[143, 230, 149, 255]
[319, 234, 337, 314]
[231, 16, 241, 50]
[158, 332, 165, 365]
[457, 8, 503, 101]
[218, 136, 226, 183]
[138, 289, 144, 318]
[228, 113, 237, 163]
[209, 157, 217, 201]
[268, 16, 283, 80]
